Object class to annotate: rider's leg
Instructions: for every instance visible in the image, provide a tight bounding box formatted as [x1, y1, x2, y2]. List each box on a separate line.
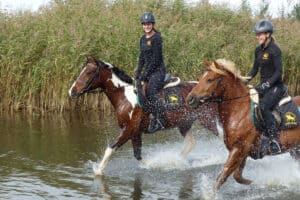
[260, 86, 284, 153]
[146, 72, 165, 133]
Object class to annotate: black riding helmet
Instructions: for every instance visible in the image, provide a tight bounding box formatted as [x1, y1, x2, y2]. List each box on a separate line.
[140, 12, 155, 24]
[253, 20, 274, 34]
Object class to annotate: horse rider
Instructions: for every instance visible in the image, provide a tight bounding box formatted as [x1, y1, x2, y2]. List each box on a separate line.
[247, 19, 286, 154]
[135, 12, 167, 133]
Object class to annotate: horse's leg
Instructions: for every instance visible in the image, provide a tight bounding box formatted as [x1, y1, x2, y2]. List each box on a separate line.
[94, 127, 133, 175]
[233, 158, 252, 185]
[179, 124, 195, 157]
[94, 146, 115, 175]
[290, 146, 300, 160]
[215, 147, 249, 191]
[131, 133, 142, 160]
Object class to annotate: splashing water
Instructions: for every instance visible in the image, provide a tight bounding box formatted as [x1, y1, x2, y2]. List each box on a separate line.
[137, 130, 300, 195]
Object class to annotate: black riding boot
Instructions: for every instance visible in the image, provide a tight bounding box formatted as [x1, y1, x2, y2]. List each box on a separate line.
[147, 96, 165, 133]
[147, 111, 165, 133]
[267, 123, 281, 154]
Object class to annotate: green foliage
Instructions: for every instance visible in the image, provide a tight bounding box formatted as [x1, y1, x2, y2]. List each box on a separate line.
[292, 3, 300, 21]
[0, 0, 299, 112]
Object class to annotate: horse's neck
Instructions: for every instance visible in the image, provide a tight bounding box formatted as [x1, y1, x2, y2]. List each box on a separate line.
[103, 82, 136, 113]
[218, 82, 250, 125]
[104, 87, 124, 109]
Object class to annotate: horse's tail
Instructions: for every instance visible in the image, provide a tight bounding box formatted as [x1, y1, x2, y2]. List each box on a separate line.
[136, 80, 151, 113]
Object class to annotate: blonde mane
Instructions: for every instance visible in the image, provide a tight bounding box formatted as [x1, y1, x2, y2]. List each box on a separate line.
[211, 59, 248, 81]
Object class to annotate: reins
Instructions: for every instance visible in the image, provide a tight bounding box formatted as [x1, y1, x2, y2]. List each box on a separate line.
[207, 76, 256, 103]
[209, 92, 252, 103]
[79, 61, 133, 95]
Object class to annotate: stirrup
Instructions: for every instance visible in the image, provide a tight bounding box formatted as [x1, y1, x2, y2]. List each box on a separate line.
[146, 115, 164, 134]
[269, 139, 281, 154]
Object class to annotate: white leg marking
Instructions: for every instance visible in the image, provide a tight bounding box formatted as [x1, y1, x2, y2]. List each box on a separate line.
[94, 147, 115, 175]
[181, 130, 196, 157]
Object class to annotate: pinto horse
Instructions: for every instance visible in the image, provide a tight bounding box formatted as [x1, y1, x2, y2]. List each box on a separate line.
[186, 59, 300, 191]
[69, 56, 219, 175]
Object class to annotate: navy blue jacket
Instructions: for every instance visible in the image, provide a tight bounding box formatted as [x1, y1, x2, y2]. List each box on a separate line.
[136, 32, 166, 81]
[248, 38, 283, 88]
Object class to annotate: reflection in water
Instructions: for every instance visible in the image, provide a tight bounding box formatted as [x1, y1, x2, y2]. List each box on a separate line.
[95, 175, 144, 200]
[94, 175, 113, 200]
[178, 174, 193, 199]
[130, 176, 143, 200]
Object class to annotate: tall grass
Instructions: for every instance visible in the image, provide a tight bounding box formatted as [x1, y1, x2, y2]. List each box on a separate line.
[0, 0, 299, 113]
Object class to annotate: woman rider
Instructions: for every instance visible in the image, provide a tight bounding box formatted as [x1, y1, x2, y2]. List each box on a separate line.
[247, 19, 286, 154]
[135, 12, 167, 133]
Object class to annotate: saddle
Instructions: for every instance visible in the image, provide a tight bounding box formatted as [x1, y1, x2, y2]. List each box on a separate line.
[163, 73, 181, 89]
[136, 73, 183, 111]
[250, 86, 300, 134]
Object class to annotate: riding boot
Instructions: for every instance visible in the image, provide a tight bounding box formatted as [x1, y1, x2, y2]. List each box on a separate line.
[147, 111, 165, 133]
[147, 96, 165, 133]
[267, 123, 281, 154]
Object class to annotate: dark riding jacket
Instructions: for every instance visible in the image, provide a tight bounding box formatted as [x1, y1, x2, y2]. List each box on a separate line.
[248, 38, 284, 92]
[136, 32, 166, 82]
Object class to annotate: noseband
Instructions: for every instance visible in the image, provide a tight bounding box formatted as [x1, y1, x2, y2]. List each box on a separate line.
[206, 74, 250, 103]
[77, 62, 101, 95]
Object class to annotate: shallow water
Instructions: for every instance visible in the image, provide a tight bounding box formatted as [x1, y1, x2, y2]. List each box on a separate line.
[0, 112, 299, 200]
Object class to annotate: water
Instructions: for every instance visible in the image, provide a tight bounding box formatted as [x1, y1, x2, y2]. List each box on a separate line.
[0, 112, 299, 200]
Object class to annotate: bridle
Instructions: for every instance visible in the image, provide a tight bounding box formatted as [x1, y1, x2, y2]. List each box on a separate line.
[76, 60, 132, 95]
[76, 61, 102, 95]
[204, 72, 251, 103]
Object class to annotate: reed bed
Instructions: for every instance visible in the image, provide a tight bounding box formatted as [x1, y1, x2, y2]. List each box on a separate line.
[0, 0, 299, 113]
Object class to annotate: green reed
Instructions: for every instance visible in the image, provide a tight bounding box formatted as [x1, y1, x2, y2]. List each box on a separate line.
[0, 0, 299, 113]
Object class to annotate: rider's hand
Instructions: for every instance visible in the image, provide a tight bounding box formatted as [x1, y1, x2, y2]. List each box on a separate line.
[140, 74, 147, 81]
[243, 76, 252, 85]
[255, 81, 270, 94]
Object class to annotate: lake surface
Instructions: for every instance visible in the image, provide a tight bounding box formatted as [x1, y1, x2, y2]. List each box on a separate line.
[0, 112, 299, 200]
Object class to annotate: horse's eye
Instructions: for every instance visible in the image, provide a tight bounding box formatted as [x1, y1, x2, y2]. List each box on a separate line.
[207, 78, 214, 83]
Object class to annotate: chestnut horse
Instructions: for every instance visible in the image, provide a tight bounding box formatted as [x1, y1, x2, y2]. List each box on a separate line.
[69, 56, 219, 175]
[186, 59, 300, 191]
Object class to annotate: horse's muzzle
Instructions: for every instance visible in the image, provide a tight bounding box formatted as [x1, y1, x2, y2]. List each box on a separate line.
[186, 95, 199, 108]
[186, 95, 209, 108]
[68, 87, 81, 98]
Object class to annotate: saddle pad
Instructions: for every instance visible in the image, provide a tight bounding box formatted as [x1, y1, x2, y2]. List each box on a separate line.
[278, 101, 300, 129]
[163, 86, 183, 110]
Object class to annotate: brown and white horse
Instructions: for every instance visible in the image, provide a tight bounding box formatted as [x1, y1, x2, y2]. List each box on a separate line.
[69, 56, 219, 175]
[186, 59, 300, 191]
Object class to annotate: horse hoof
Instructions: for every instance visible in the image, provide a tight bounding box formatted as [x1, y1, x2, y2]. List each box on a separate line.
[239, 179, 252, 185]
[234, 176, 252, 185]
[94, 170, 104, 176]
[93, 165, 104, 176]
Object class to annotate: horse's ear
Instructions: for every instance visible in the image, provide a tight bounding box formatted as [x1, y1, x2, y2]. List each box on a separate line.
[213, 60, 225, 70]
[204, 60, 211, 70]
[86, 56, 97, 64]
[213, 61, 219, 68]
[204, 60, 211, 67]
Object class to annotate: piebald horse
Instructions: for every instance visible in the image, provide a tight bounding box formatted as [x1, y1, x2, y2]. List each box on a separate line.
[186, 59, 300, 190]
[69, 56, 219, 175]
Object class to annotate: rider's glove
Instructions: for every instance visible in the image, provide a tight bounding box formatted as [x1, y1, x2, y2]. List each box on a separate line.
[255, 81, 270, 95]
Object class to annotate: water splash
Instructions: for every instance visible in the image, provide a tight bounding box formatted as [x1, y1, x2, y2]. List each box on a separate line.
[139, 133, 227, 170]
[138, 131, 300, 194]
[245, 154, 300, 188]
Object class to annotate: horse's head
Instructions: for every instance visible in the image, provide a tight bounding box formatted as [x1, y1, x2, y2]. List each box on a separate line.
[69, 56, 134, 98]
[69, 56, 104, 98]
[187, 59, 244, 108]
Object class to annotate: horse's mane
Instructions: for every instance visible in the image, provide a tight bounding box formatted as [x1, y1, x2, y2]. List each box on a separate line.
[212, 59, 247, 81]
[96, 59, 134, 84]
